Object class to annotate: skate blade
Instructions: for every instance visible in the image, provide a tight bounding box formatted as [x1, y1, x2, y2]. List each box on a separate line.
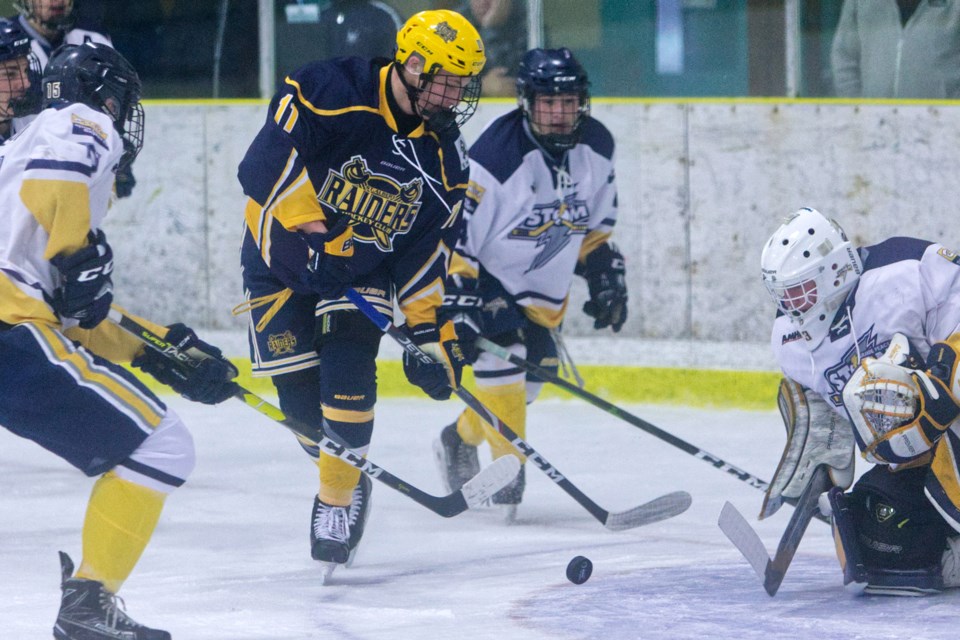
[318, 562, 338, 585]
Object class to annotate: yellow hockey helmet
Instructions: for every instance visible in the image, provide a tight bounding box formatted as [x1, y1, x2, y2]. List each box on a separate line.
[395, 10, 486, 78]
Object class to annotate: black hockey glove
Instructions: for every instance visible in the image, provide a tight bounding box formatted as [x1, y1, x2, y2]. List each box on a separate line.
[50, 229, 114, 329]
[402, 321, 466, 401]
[115, 164, 136, 198]
[132, 323, 239, 405]
[438, 273, 483, 365]
[300, 222, 355, 300]
[579, 243, 628, 332]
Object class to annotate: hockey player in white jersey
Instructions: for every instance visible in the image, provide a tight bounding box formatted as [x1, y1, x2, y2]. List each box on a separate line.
[0, 42, 236, 638]
[433, 48, 626, 519]
[10, 1, 138, 197]
[0, 18, 40, 142]
[760, 207, 960, 595]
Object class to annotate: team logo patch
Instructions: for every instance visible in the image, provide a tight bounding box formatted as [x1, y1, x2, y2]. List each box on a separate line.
[509, 197, 590, 273]
[938, 247, 960, 265]
[434, 21, 458, 43]
[824, 325, 886, 406]
[317, 156, 423, 252]
[267, 330, 297, 356]
[70, 113, 109, 142]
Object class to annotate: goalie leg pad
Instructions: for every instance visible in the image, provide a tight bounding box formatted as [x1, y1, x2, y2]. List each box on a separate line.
[760, 378, 855, 519]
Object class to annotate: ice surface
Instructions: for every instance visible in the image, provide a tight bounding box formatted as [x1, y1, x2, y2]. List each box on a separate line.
[3, 397, 956, 639]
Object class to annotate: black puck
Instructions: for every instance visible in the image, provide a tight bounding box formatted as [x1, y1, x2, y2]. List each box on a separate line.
[566, 555, 593, 584]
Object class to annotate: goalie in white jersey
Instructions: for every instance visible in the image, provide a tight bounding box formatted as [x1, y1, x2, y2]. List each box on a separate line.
[433, 47, 626, 518]
[0, 42, 236, 639]
[761, 207, 960, 596]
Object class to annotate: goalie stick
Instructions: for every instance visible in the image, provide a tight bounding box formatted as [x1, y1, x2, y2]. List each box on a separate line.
[109, 309, 520, 518]
[345, 289, 693, 531]
[718, 464, 831, 596]
[476, 336, 830, 525]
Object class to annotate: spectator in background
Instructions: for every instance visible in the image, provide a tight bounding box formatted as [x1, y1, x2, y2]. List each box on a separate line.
[831, 0, 960, 98]
[460, 0, 526, 97]
[317, 0, 403, 60]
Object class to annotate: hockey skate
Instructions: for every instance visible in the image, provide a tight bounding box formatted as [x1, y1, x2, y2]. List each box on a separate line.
[433, 422, 480, 493]
[490, 464, 525, 523]
[310, 474, 372, 583]
[53, 552, 170, 640]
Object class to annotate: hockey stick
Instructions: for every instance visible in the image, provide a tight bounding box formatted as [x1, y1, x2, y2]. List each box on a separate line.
[476, 336, 772, 491]
[109, 309, 520, 518]
[717, 464, 831, 596]
[344, 289, 692, 531]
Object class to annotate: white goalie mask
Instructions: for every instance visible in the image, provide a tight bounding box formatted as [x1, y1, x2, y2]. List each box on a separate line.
[760, 208, 863, 350]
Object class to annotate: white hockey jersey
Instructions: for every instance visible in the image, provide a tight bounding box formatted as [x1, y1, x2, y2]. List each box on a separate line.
[454, 109, 618, 328]
[0, 103, 123, 329]
[771, 237, 960, 412]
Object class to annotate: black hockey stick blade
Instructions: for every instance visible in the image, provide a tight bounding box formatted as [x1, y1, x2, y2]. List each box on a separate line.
[109, 308, 518, 518]
[718, 464, 831, 596]
[345, 290, 690, 531]
[604, 490, 692, 531]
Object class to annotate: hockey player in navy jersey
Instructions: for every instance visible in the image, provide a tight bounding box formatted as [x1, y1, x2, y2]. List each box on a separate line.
[432, 48, 626, 520]
[235, 10, 484, 579]
[759, 207, 960, 595]
[0, 42, 237, 639]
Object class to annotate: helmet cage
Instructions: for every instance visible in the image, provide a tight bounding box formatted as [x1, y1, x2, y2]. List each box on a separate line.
[13, 0, 77, 34]
[413, 68, 481, 132]
[521, 90, 589, 154]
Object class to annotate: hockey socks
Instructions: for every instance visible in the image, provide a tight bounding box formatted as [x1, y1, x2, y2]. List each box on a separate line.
[78, 471, 166, 594]
[456, 380, 527, 461]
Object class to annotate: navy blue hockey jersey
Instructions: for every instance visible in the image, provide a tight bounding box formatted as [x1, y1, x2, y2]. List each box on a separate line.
[238, 57, 470, 326]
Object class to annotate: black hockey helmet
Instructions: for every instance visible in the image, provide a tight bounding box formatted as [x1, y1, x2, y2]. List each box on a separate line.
[0, 18, 41, 119]
[516, 47, 590, 154]
[13, 0, 77, 34]
[42, 42, 144, 170]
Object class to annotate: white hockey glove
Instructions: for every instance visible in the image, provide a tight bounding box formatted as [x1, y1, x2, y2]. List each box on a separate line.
[759, 377, 855, 519]
[843, 333, 960, 466]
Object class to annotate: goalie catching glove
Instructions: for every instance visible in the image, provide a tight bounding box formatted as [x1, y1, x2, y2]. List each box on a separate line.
[843, 333, 960, 466]
[402, 321, 466, 401]
[132, 323, 239, 405]
[577, 242, 627, 332]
